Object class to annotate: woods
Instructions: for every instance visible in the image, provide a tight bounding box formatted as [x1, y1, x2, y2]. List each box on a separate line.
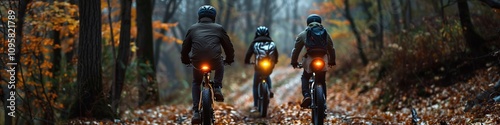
[0, 0, 499, 124]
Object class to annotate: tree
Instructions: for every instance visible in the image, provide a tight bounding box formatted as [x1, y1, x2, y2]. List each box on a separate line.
[377, 0, 384, 49]
[136, 0, 159, 107]
[457, 0, 486, 56]
[154, 0, 180, 68]
[345, 0, 369, 65]
[69, 0, 114, 119]
[110, 0, 132, 114]
[391, 0, 401, 32]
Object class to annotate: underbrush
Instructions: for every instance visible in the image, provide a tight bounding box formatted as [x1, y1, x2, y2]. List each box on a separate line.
[374, 16, 500, 110]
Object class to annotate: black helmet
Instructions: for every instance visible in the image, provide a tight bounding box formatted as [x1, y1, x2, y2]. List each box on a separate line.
[255, 26, 269, 37]
[306, 14, 322, 25]
[198, 5, 216, 20]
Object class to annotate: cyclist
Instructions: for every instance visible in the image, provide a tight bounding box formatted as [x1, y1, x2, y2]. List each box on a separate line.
[180, 5, 235, 123]
[290, 14, 336, 108]
[244, 26, 278, 114]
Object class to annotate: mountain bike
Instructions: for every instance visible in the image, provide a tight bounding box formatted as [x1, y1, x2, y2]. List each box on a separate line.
[190, 63, 218, 124]
[299, 58, 327, 125]
[249, 57, 273, 117]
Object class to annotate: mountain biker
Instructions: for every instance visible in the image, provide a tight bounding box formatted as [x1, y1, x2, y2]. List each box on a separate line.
[244, 26, 279, 114]
[180, 5, 235, 123]
[290, 14, 336, 108]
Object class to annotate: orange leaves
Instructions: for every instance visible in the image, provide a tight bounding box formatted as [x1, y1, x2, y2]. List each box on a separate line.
[151, 21, 181, 44]
[152, 21, 178, 31]
[310, 0, 343, 16]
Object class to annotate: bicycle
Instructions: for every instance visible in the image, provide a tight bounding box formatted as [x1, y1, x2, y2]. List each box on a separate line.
[189, 63, 222, 125]
[249, 57, 273, 117]
[298, 58, 328, 125]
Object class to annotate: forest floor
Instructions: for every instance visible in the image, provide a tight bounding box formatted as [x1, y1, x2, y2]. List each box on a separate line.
[73, 62, 500, 124]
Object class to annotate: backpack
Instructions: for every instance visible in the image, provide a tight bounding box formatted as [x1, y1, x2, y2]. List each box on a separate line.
[305, 25, 328, 56]
[254, 41, 277, 62]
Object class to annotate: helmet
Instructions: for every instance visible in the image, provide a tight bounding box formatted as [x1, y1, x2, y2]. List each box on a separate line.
[198, 5, 216, 20]
[255, 26, 269, 37]
[306, 14, 322, 25]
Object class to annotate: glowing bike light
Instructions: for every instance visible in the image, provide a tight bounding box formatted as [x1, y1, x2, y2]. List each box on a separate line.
[201, 65, 210, 71]
[260, 60, 271, 68]
[314, 61, 323, 67]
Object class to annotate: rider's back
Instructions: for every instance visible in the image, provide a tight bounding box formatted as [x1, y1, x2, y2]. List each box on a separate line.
[187, 21, 228, 62]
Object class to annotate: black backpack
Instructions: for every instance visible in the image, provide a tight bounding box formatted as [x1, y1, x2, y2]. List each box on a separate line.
[305, 25, 328, 56]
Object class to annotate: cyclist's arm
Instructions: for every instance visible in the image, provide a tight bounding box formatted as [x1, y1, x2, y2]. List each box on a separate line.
[291, 32, 305, 64]
[181, 29, 193, 63]
[326, 32, 336, 64]
[244, 41, 256, 64]
[274, 45, 279, 64]
[219, 27, 235, 62]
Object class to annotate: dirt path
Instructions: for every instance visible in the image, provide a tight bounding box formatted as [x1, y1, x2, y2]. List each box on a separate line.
[226, 66, 302, 109]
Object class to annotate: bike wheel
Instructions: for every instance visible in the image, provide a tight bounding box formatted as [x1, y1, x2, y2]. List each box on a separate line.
[312, 85, 325, 125]
[201, 87, 213, 125]
[258, 82, 270, 117]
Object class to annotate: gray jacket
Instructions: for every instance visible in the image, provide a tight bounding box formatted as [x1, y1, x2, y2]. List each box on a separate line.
[291, 22, 336, 65]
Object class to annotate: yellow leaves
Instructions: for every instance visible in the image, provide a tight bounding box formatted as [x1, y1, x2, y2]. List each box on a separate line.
[131, 42, 138, 53]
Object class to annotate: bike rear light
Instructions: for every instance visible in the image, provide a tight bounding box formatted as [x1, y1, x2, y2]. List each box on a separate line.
[201, 65, 210, 71]
[260, 60, 271, 68]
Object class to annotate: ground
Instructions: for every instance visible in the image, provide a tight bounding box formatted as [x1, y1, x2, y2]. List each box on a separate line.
[71, 63, 500, 124]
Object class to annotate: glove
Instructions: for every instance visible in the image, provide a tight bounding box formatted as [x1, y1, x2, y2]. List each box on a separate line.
[328, 62, 336, 67]
[181, 56, 191, 65]
[181, 60, 190, 65]
[224, 59, 234, 65]
[291, 62, 299, 68]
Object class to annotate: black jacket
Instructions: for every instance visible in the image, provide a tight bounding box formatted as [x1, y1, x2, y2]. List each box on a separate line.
[244, 36, 279, 64]
[181, 17, 234, 63]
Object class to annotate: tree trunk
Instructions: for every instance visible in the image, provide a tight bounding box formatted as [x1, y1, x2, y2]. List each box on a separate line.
[51, 30, 61, 85]
[391, 0, 401, 32]
[216, 0, 224, 24]
[345, 0, 369, 66]
[136, 0, 159, 107]
[110, 0, 132, 115]
[377, 0, 384, 49]
[7, 0, 29, 124]
[155, 0, 179, 68]
[222, 0, 233, 31]
[70, 0, 114, 119]
[244, 0, 254, 43]
[457, 0, 486, 56]
[440, 0, 447, 24]
[204, 0, 210, 5]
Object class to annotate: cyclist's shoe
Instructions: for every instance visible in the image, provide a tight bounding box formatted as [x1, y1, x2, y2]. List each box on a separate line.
[270, 90, 274, 98]
[300, 97, 312, 108]
[250, 107, 260, 117]
[214, 87, 224, 102]
[191, 110, 201, 124]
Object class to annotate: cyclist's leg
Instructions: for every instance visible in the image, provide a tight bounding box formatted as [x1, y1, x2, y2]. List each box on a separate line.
[192, 68, 203, 110]
[253, 72, 259, 107]
[213, 59, 224, 88]
[266, 75, 272, 89]
[301, 70, 313, 97]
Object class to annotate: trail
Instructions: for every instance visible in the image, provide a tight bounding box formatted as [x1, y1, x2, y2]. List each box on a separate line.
[226, 66, 302, 109]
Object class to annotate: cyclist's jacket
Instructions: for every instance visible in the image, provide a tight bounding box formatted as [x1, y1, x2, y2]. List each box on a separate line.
[291, 22, 336, 73]
[181, 17, 235, 63]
